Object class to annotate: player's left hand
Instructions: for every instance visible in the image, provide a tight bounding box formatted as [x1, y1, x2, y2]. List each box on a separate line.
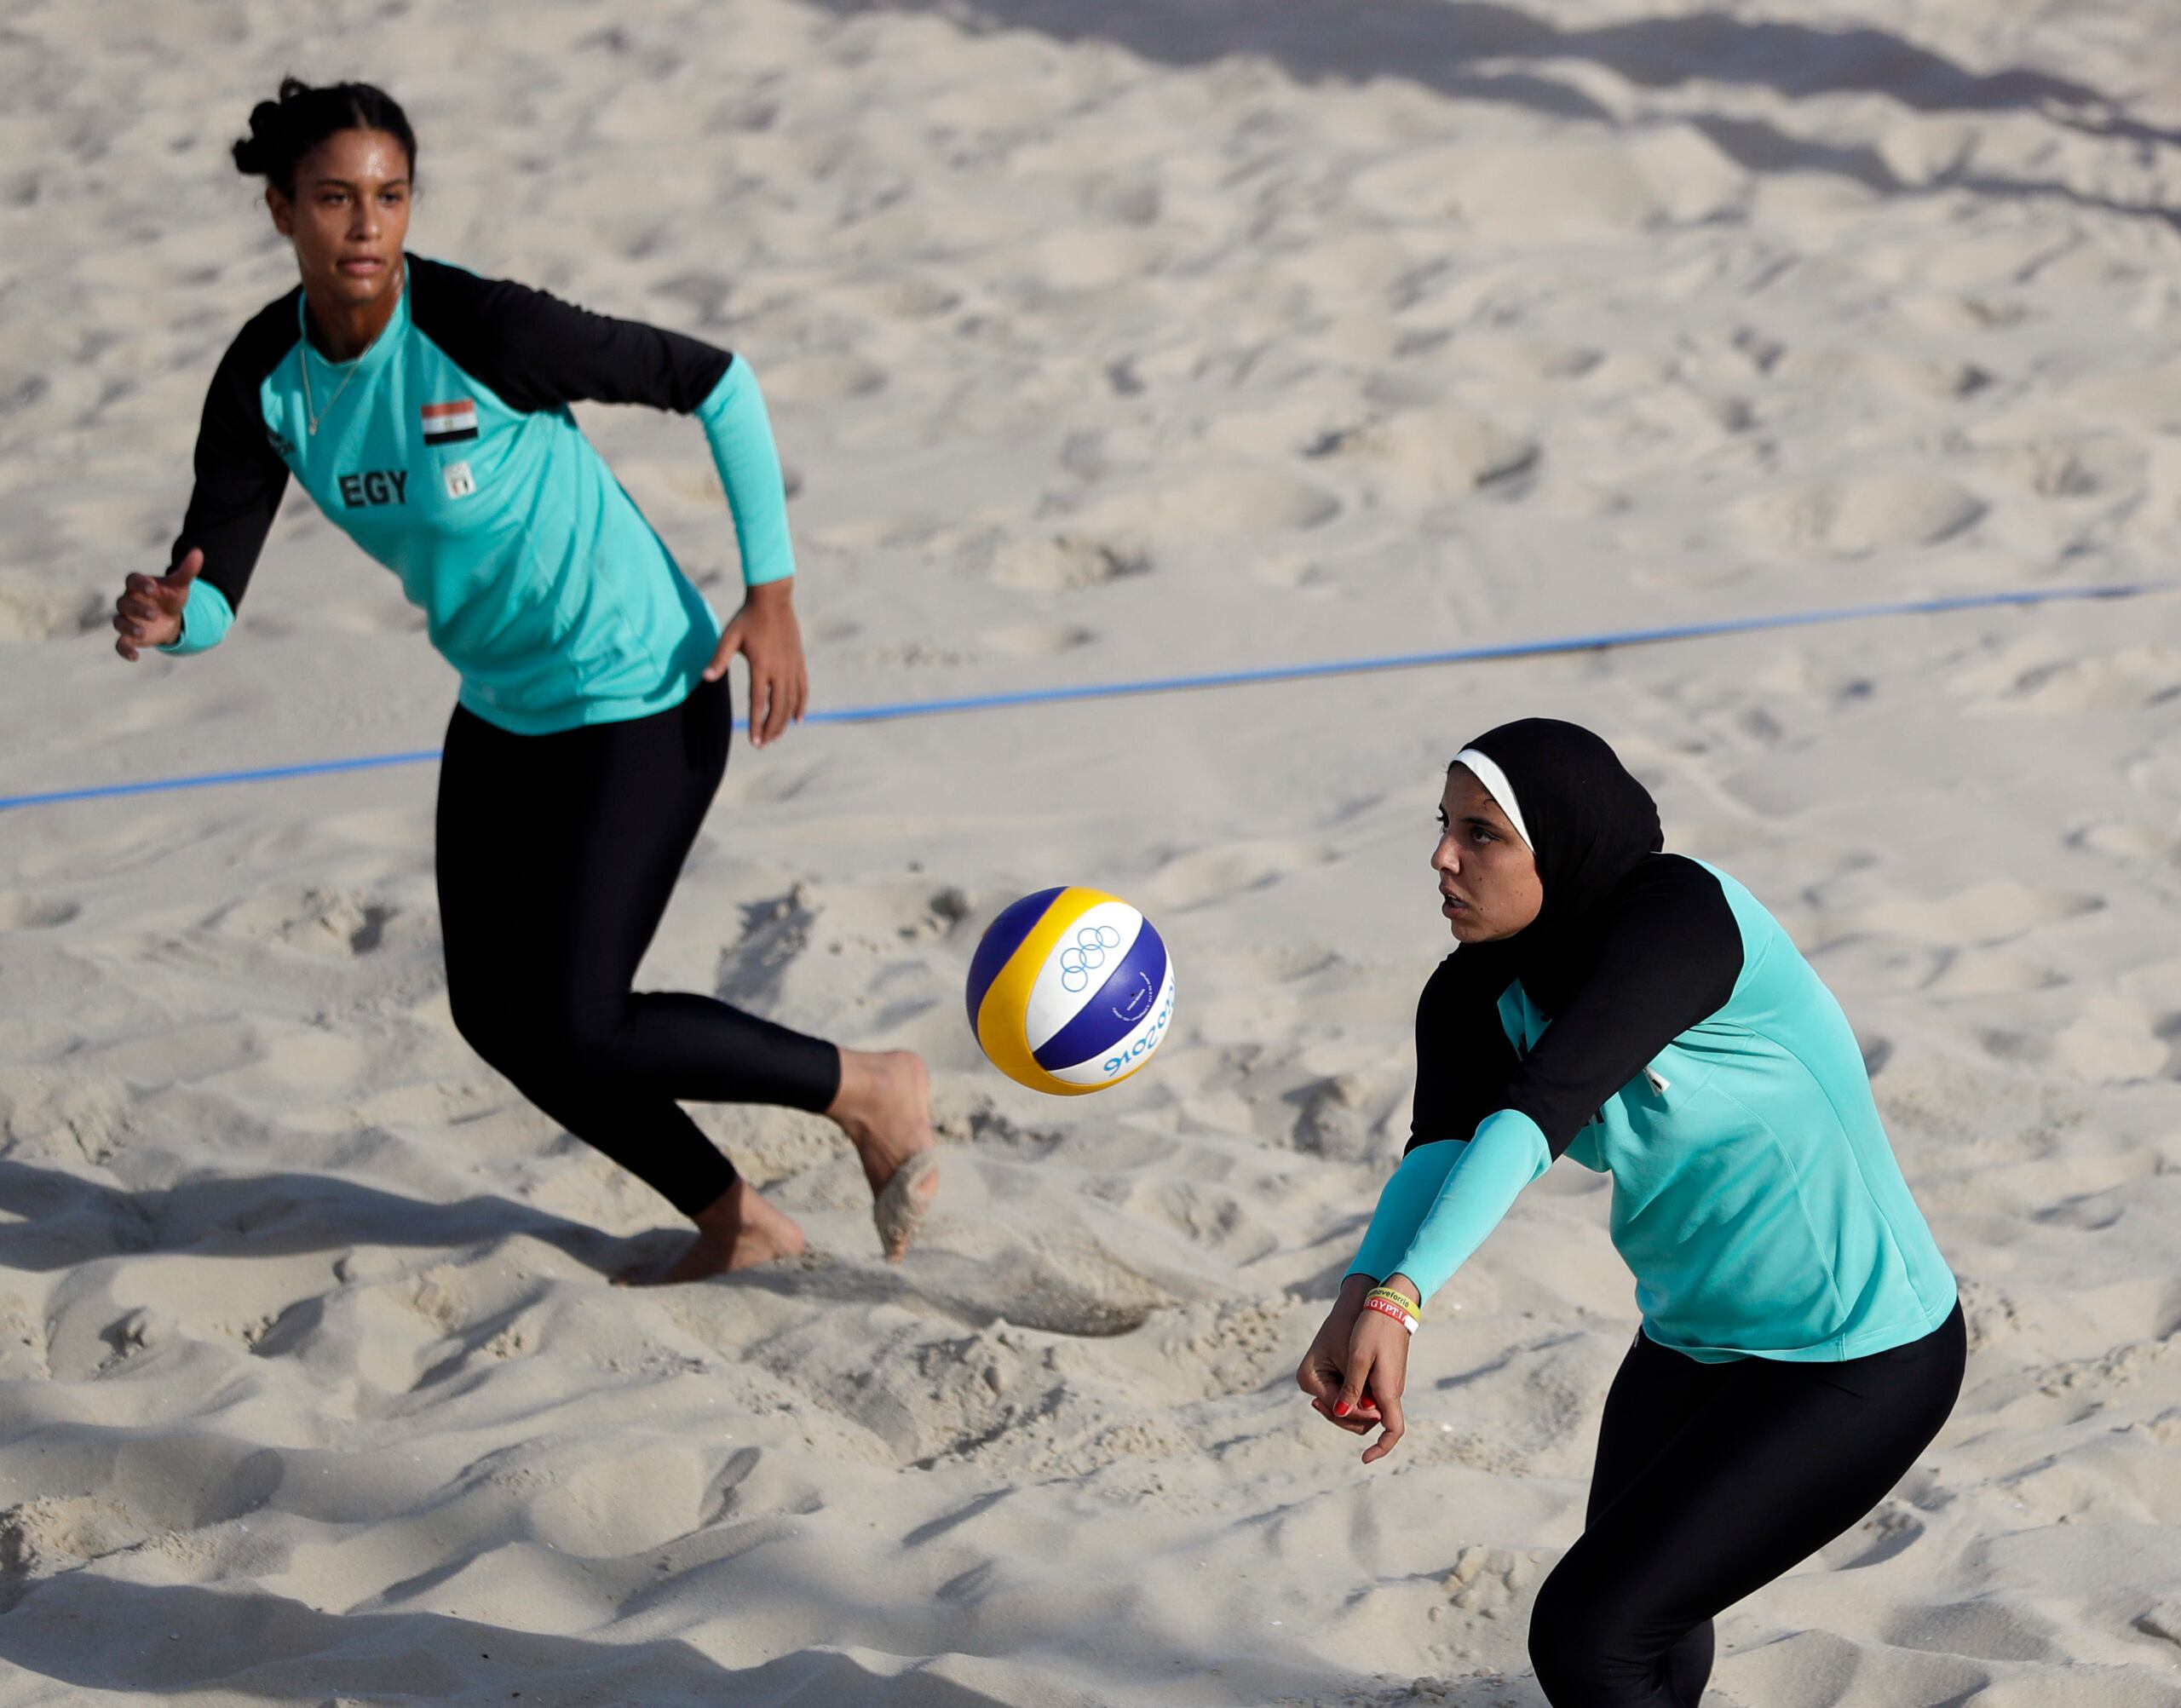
[1336, 1305, 1412, 1465]
[705, 578, 808, 748]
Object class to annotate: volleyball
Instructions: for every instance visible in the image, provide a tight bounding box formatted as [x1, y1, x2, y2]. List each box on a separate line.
[965, 887, 1176, 1095]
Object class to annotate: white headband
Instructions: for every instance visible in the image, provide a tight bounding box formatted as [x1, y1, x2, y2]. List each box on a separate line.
[1452, 747, 1533, 851]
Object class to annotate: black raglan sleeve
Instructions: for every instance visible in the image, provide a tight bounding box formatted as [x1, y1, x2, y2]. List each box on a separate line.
[1497, 857, 1746, 1158]
[1405, 949, 1522, 1154]
[406, 256, 733, 414]
[171, 293, 301, 613]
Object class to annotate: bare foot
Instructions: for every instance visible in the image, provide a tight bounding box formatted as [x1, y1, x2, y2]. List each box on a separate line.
[615, 1179, 805, 1286]
[829, 1048, 939, 1259]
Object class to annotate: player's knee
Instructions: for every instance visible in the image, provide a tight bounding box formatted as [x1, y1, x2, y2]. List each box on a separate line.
[1528, 1573, 1594, 1702]
[527, 1004, 629, 1084]
[446, 985, 613, 1096]
[1527, 1562, 1651, 1705]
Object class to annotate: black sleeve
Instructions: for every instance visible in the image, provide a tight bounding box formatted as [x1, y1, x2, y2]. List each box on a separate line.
[1405, 949, 1522, 1155]
[1499, 857, 1746, 1158]
[171, 293, 300, 614]
[406, 256, 733, 415]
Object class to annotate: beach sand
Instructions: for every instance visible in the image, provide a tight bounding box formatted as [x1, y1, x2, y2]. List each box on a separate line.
[3, 0, 2181, 1701]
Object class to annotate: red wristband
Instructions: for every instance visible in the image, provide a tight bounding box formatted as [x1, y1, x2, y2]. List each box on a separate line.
[1362, 1295, 1419, 1335]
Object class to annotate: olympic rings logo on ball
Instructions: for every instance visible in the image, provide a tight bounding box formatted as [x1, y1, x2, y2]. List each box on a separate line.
[1058, 924, 1125, 992]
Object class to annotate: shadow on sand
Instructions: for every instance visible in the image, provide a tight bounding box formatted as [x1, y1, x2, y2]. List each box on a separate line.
[0, 1156, 652, 1278]
[0, 1573, 1033, 1707]
[805, 0, 2181, 224]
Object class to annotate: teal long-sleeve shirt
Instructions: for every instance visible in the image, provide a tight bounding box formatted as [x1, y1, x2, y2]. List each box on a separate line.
[1349, 857, 1958, 1364]
[161, 256, 794, 733]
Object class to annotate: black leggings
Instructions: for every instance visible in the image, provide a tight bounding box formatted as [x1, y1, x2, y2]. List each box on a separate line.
[435, 678, 842, 1219]
[1529, 1303, 1965, 1705]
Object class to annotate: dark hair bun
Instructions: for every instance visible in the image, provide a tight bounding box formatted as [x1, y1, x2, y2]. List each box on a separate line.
[229, 77, 417, 197]
[230, 96, 289, 177]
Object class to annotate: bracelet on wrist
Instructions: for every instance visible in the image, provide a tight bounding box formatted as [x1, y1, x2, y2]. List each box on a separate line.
[1366, 1285, 1422, 1320]
[1361, 1294, 1419, 1336]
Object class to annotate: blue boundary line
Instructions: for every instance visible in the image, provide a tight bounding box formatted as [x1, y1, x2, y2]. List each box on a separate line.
[3, 578, 2170, 814]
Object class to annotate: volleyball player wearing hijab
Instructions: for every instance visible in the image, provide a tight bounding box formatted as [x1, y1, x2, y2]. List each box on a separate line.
[110, 80, 938, 1282]
[1297, 719, 1963, 1706]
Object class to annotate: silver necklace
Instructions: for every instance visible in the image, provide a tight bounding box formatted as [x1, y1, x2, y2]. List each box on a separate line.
[300, 272, 404, 435]
[300, 349, 362, 437]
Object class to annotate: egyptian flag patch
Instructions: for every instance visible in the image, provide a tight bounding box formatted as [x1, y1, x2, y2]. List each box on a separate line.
[421, 399, 478, 446]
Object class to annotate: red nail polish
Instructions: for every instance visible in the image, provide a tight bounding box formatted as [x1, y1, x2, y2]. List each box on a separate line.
[1334, 1400, 1350, 1418]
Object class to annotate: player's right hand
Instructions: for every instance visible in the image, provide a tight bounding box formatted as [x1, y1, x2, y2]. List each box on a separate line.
[113, 549, 202, 662]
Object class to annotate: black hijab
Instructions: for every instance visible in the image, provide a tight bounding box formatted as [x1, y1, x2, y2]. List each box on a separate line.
[1451, 717, 1662, 1014]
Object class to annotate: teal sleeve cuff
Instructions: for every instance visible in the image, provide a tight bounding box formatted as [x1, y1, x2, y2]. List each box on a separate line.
[157, 578, 234, 657]
[696, 359, 797, 588]
[1389, 1109, 1551, 1303]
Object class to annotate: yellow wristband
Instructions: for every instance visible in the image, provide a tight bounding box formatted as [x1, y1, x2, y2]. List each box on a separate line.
[1367, 1285, 1423, 1319]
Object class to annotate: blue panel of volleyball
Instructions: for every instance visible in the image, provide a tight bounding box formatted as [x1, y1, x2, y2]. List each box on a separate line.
[965, 887, 1176, 1095]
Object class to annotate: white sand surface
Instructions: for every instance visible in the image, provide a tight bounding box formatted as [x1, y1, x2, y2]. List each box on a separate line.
[4, 0, 2181, 1702]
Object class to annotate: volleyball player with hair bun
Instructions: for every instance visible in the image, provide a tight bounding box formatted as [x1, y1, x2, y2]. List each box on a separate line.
[112, 78, 939, 1281]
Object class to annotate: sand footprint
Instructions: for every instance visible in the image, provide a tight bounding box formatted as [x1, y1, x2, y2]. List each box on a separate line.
[1780, 346, 1994, 402]
[0, 894, 80, 929]
[1986, 434, 2139, 502]
[0, 1292, 44, 1383]
[0, 1072, 133, 1170]
[1288, 1072, 1400, 1164]
[1845, 880, 2101, 949]
[0, 575, 105, 644]
[2046, 996, 2172, 1081]
[523, 1441, 723, 1558]
[1879, 1598, 2066, 1664]
[1079, 172, 1162, 228]
[1950, 641, 2181, 716]
[2071, 820, 2181, 867]
[1444, 1544, 1547, 1622]
[1144, 839, 1336, 911]
[1820, 1501, 1928, 1570]
[1313, 408, 1538, 506]
[931, 1248, 1165, 1341]
[831, 272, 962, 323]
[933, 1097, 1066, 1156]
[980, 619, 1096, 658]
[652, 268, 734, 326]
[1112, 1178, 1275, 1267]
[1350, 132, 1744, 233]
[758, 353, 888, 403]
[0, 1497, 150, 1611]
[1030, 227, 1166, 291]
[1923, 946, 2063, 999]
[1069, 466, 1341, 540]
[715, 883, 818, 1010]
[1736, 472, 1985, 555]
[988, 532, 1150, 593]
[211, 889, 400, 958]
[1146, 1295, 1303, 1400]
[763, 1314, 1063, 1468]
[17, 815, 203, 883]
